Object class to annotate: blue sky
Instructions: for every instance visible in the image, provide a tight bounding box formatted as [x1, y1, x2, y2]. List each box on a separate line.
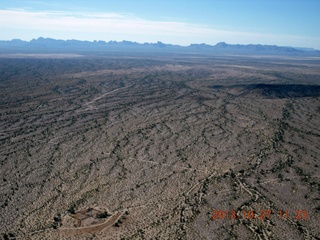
[1, 0, 320, 49]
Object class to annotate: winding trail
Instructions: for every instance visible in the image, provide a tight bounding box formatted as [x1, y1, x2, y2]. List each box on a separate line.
[59, 210, 127, 237]
[77, 86, 128, 112]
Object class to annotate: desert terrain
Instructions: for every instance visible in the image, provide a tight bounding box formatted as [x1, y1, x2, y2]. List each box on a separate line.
[0, 53, 319, 239]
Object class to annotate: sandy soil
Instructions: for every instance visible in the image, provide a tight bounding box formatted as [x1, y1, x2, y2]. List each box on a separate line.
[0, 54, 319, 239]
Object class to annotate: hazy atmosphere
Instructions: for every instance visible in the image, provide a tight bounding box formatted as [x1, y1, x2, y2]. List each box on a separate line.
[1, 0, 320, 49]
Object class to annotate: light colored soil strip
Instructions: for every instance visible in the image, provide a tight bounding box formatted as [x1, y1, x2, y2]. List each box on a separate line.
[130, 157, 206, 173]
[59, 210, 125, 237]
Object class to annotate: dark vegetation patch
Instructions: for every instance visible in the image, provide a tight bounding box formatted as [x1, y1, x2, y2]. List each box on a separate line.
[210, 84, 320, 98]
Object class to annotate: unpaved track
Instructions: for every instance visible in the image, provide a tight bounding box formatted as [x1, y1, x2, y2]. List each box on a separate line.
[59, 210, 126, 237]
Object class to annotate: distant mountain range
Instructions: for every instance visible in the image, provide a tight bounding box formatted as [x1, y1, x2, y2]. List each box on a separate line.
[0, 37, 319, 56]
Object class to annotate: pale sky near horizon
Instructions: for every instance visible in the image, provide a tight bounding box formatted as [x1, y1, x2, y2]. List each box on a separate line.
[1, 0, 320, 49]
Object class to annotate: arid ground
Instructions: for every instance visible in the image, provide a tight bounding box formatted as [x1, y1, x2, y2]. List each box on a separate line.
[0, 54, 319, 239]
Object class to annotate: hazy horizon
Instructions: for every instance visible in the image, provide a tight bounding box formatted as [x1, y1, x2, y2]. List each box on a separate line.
[1, 0, 320, 49]
[2, 37, 319, 51]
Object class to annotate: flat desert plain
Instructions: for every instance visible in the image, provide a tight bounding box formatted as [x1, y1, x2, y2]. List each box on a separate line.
[0, 54, 319, 239]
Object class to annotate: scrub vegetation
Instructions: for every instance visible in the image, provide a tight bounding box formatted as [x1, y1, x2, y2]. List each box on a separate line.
[0, 53, 319, 239]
